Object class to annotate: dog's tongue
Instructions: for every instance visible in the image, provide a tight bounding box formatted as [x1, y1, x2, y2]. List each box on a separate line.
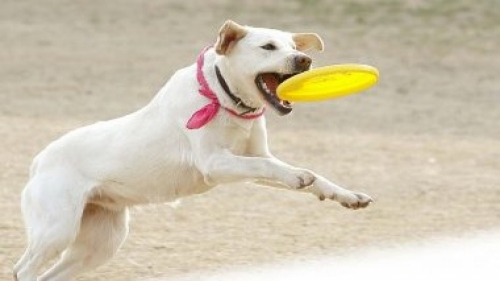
[262, 73, 279, 94]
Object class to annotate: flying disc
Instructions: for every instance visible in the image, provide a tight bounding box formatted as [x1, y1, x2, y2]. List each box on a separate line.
[277, 64, 379, 102]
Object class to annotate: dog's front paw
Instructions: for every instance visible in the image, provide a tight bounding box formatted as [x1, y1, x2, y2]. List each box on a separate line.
[313, 185, 373, 210]
[336, 191, 373, 210]
[283, 169, 316, 189]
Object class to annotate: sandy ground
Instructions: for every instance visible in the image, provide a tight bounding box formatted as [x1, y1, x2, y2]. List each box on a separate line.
[168, 230, 500, 281]
[1, 0, 499, 280]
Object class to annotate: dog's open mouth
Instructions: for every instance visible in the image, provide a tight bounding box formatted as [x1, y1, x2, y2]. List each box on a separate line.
[255, 73, 298, 115]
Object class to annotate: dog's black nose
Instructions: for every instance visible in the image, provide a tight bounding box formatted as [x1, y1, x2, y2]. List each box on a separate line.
[294, 55, 312, 72]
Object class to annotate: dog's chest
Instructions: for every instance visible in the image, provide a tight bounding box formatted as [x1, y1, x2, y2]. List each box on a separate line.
[219, 120, 253, 154]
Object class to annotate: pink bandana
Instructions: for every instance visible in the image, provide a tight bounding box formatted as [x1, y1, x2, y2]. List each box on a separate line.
[186, 46, 265, 129]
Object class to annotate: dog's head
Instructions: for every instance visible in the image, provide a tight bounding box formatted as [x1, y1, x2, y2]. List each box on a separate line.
[214, 20, 324, 115]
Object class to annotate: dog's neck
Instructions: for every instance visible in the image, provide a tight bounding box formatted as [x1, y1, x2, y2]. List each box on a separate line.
[185, 47, 265, 129]
[206, 50, 265, 115]
[214, 65, 260, 115]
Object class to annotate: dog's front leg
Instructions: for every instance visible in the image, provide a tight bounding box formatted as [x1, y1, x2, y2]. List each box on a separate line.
[248, 118, 372, 209]
[255, 158, 372, 209]
[201, 151, 372, 209]
[199, 150, 317, 190]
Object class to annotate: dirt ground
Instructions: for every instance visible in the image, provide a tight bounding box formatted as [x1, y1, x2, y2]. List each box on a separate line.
[1, 0, 499, 280]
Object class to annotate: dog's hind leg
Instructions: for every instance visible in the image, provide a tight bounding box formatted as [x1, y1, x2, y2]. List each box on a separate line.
[14, 172, 89, 281]
[38, 204, 129, 281]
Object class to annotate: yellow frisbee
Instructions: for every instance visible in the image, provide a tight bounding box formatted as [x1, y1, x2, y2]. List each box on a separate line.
[277, 64, 379, 102]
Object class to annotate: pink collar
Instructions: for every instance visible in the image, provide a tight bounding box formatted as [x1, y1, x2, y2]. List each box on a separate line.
[186, 46, 265, 130]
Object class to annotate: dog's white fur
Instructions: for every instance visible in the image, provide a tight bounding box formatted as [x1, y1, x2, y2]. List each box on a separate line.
[14, 20, 372, 280]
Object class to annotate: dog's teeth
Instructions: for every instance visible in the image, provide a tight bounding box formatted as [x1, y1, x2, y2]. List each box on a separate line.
[258, 76, 276, 96]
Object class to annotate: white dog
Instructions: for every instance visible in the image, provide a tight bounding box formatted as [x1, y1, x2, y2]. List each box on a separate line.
[14, 20, 372, 280]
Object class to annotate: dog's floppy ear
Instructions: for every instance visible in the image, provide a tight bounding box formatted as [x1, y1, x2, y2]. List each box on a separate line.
[215, 20, 247, 55]
[293, 33, 324, 52]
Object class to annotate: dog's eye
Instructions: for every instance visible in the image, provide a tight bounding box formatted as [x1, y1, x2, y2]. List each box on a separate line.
[261, 43, 277, 51]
